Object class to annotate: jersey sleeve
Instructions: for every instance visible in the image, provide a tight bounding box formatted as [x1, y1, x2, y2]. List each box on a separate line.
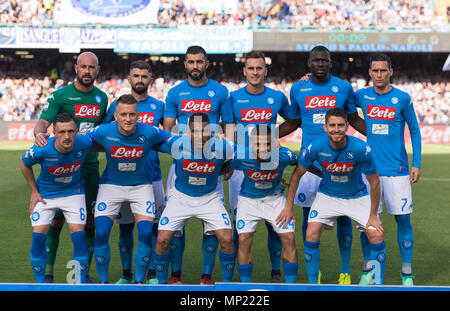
[220, 91, 234, 124]
[289, 85, 301, 120]
[359, 144, 378, 176]
[21, 145, 42, 167]
[164, 90, 178, 119]
[344, 85, 358, 115]
[39, 91, 61, 123]
[404, 98, 422, 168]
[85, 124, 104, 144]
[102, 101, 117, 124]
[281, 147, 299, 166]
[149, 126, 173, 146]
[280, 92, 300, 120]
[153, 135, 181, 154]
[298, 142, 317, 170]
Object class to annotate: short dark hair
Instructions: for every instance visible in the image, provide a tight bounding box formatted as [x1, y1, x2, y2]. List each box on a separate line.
[325, 108, 348, 124]
[188, 113, 210, 127]
[53, 112, 76, 127]
[185, 45, 207, 59]
[250, 124, 272, 138]
[129, 60, 152, 74]
[369, 53, 392, 69]
[115, 94, 137, 108]
[309, 45, 330, 58]
[244, 50, 266, 65]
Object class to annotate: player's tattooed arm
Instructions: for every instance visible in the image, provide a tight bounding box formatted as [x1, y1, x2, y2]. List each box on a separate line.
[20, 159, 46, 214]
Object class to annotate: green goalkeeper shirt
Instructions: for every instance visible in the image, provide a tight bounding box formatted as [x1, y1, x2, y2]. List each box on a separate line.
[39, 83, 109, 173]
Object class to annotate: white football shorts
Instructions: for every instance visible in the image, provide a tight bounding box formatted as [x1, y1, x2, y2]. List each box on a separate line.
[158, 188, 231, 235]
[94, 184, 155, 219]
[228, 169, 244, 220]
[30, 194, 86, 226]
[116, 180, 166, 224]
[235, 194, 295, 235]
[294, 171, 321, 208]
[363, 174, 413, 215]
[308, 192, 372, 232]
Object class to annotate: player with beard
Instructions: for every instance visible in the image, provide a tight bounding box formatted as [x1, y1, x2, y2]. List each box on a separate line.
[33, 52, 108, 283]
[163, 45, 234, 285]
[102, 60, 166, 284]
[290, 46, 366, 284]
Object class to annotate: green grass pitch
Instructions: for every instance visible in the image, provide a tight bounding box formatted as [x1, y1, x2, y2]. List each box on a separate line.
[0, 141, 449, 285]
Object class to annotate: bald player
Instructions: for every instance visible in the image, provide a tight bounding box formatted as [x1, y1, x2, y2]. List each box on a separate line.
[33, 51, 109, 283]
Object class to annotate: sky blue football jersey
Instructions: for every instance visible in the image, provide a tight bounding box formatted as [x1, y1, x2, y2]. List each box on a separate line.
[21, 135, 93, 199]
[355, 86, 421, 176]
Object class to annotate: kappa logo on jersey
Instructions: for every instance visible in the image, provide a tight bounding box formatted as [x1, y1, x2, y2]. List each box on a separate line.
[322, 162, 354, 173]
[305, 96, 336, 110]
[240, 108, 272, 122]
[181, 100, 212, 113]
[110, 146, 144, 159]
[247, 169, 279, 181]
[75, 104, 101, 118]
[138, 112, 155, 125]
[49, 161, 81, 176]
[367, 105, 396, 120]
[182, 160, 216, 174]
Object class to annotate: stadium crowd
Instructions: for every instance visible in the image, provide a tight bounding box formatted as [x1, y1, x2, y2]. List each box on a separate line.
[0, 0, 447, 30]
[1, 69, 448, 124]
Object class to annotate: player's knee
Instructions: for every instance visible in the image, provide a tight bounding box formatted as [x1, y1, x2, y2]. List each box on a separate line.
[305, 226, 320, 242]
[365, 228, 383, 244]
[156, 232, 171, 251]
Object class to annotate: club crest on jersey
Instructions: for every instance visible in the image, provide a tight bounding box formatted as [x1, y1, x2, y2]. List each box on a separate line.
[331, 86, 339, 93]
[111, 146, 144, 159]
[31, 211, 40, 221]
[267, 97, 274, 105]
[391, 97, 399, 104]
[49, 161, 81, 176]
[181, 100, 212, 113]
[367, 105, 396, 120]
[345, 151, 355, 159]
[75, 104, 101, 118]
[150, 103, 157, 110]
[247, 169, 279, 182]
[208, 90, 215, 97]
[95, 95, 102, 104]
[241, 108, 272, 122]
[305, 96, 336, 109]
[137, 135, 146, 144]
[322, 162, 354, 173]
[183, 160, 216, 174]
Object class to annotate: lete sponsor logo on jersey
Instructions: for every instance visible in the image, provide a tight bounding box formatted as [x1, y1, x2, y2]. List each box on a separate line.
[367, 105, 396, 120]
[247, 169, 279, 181]
[49, 161, 81, 175]
[305, 96, 336, 110]
[138, 112, 155, 125]
[182, 160, 216, 174]
[75, 104, 101, 118]
[322, 162, 354, 173]
[181, 100, 212, 113]
[240, 109, 272, 122]
[110, 146, 144, 159]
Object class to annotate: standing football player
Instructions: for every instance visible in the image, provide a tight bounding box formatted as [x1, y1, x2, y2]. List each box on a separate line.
[355, 53, 421, 286]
